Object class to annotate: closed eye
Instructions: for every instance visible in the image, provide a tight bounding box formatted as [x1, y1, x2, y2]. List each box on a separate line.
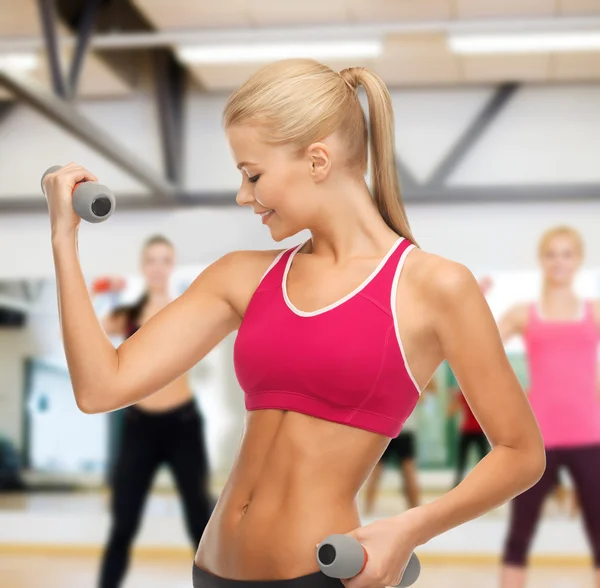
[248, 175, 260, 183]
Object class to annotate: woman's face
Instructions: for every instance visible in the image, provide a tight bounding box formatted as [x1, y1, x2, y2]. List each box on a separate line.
[226, 124, 318, 242]
[141, 242, 175, 290]
[539, 234, 582, 286]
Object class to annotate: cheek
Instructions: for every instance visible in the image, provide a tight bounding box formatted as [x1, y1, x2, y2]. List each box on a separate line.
[257, 174, 288, 206]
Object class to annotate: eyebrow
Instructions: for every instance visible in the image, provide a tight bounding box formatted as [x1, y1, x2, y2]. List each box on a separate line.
[237, 161, 257, 170]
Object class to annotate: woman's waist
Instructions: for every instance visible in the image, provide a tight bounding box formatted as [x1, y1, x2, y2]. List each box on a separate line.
[132, 379, 194, 413]
[126, 392, 198, 422]
[196, 492, 361, 580]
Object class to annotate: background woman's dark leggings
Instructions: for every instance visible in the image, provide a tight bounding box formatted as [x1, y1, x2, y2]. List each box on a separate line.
[99, 400, 212, 588]
[503, 444, 600, 568]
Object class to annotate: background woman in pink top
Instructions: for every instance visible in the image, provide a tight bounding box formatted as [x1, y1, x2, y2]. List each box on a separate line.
[484, 226, 600, 588]
[43, 59, 544, 588]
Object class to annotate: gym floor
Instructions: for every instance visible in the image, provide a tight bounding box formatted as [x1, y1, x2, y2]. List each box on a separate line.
[0, 485, 593, 588]
[0, 553, 595, 588]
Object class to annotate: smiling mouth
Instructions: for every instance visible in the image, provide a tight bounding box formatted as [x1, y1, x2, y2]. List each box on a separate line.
[259, 210, 275, 222]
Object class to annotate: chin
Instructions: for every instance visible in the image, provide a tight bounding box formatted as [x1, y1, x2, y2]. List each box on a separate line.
[149, 280, 169, 290]
[548, 275, 574, 286]
[268, 224, 304, 243]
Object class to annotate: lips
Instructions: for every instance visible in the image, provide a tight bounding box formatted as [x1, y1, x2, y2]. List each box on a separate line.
[258, 210, 274, 223]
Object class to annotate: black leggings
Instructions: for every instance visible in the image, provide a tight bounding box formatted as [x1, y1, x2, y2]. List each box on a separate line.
[99, 400, 212, 588]
[454, 431, 489, 486]
[193, 565, 341, 587]
[503, 444, 600, 568]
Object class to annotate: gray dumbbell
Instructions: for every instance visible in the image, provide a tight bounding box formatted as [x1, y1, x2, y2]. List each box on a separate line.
[316, 534, 421, 586]
[41, 165, 115, 223]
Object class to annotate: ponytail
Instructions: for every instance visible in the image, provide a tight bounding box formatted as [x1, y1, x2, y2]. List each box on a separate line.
[339, 68, 417, 245]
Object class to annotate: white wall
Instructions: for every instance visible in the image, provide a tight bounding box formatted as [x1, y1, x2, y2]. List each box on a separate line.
[450, 85, 600, 185]
[0, 84, 599, 279]
[0, 96, 162, 199]
[0, 200, 599, 281]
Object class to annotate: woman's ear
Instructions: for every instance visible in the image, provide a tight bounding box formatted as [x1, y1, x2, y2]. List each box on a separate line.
[307, 142, 331, 183]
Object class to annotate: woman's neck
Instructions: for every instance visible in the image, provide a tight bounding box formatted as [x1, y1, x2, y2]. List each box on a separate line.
[541, 283, 576, 304]
[146, 289, 171, 306]
[307, 179, 397, 260]
[540, 283, 581, 319]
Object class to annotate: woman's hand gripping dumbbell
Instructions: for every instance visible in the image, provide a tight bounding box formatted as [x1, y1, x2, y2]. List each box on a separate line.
[317, 532, 421, 587]
[41, 163, 115, 231]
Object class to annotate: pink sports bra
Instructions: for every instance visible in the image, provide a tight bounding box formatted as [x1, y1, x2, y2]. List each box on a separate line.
[233, 237, 421, 438]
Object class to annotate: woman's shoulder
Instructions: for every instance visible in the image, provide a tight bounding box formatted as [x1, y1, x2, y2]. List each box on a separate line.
[401, 249, 478, 304]
[212, 248, 289, 280]
[402, 250, 530, 317]
[193, 248, 289, 311]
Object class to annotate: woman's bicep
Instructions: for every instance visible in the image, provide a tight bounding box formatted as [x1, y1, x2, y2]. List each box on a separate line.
[433, 265, 540, 450]
[95, 261, 241, 412]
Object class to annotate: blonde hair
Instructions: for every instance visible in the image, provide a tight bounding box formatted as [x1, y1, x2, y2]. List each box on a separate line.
[223, 59, 417, 244]
[143, 234, 173, 251]
[538, 225, 584, 258]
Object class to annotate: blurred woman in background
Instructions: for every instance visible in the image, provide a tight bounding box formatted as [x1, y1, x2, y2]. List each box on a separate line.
[96, 235, 213, 588]
[362, 381, 437, 517]
[362, 410, 420, 517]
[447, 387, 489, 489]
[484, 226, 600, 588]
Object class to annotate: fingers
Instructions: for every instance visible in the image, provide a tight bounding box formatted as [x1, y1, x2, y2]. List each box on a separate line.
[43, 163, 99, 193]
[340, 575, 364, 588]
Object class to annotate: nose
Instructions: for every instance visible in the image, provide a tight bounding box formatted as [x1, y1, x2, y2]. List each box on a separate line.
[236, 186, 255, 207]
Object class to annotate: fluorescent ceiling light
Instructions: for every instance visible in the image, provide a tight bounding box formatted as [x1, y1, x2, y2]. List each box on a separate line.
[0, 53, 38, 72]
[449, 31, 600, 54]
[176, 40, 382, 64]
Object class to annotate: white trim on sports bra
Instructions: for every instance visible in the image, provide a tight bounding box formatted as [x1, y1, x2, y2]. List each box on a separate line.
[391, 244, 421, 396]
[256, 249, 289, 288]
[282, 237, 404, 317]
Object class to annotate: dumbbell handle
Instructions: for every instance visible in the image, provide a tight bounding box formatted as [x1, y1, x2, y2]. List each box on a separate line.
[316, 534, 420, 586]
[41, 165, 115, 223]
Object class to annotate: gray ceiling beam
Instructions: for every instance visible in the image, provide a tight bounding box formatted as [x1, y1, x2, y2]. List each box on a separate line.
[37, 0, 67, 99]
[0, 69, 175, 200]
[0, 101, 14, 126]
[154, 50, 185, 186]
[408, 184, 600, 205]
[0, 184, 598, 215]
[428, 83, 519, 186]
[67, 0, 104, 99]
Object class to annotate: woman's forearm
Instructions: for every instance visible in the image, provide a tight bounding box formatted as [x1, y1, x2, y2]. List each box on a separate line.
[409, 444, 544, 547]
[52, 232, 119, 411]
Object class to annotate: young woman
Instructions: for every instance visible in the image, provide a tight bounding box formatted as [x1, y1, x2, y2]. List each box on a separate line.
[96, 235, 213, 588]
[484, 226, 600, 588]
[44, 59, 545, 588]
